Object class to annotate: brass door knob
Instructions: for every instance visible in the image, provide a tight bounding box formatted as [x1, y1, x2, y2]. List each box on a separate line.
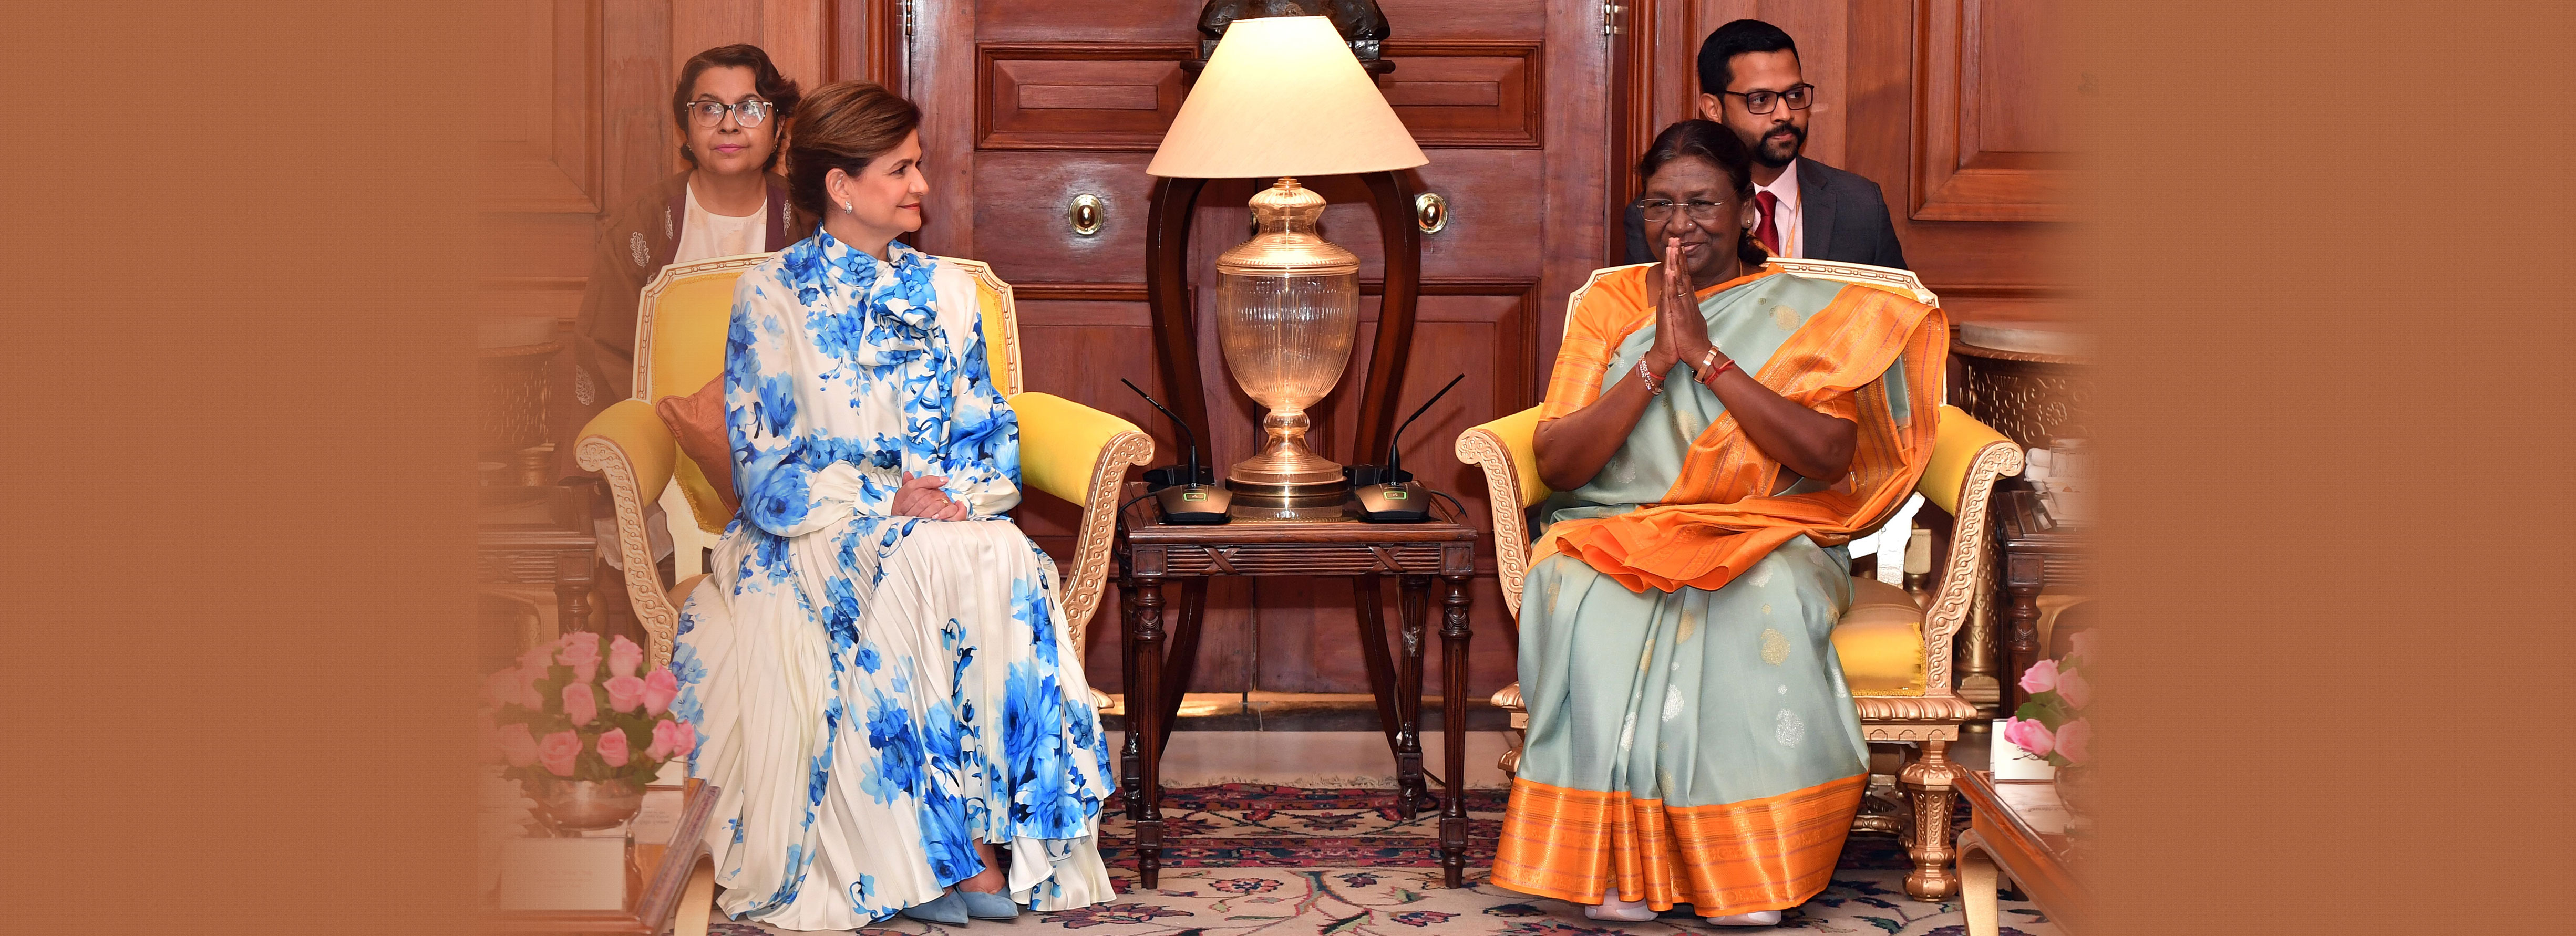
[1068, 193, 1105, 236]
[1415, 192, 1448, 234]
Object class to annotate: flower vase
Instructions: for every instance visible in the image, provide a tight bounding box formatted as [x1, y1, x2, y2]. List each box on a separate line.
[2053, 764, 2097, 828]
[525, 777, 646, 831]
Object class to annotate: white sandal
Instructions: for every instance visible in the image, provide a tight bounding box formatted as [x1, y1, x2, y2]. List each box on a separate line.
[1581, 888, 1658, 922]
[1702, 909, 1784, 926]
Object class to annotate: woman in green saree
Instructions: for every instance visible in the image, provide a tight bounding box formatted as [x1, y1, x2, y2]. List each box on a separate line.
[1490, 120, 1946, 926]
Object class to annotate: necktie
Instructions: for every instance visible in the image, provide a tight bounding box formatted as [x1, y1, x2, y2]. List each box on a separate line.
[1753, 190, 1782, 256]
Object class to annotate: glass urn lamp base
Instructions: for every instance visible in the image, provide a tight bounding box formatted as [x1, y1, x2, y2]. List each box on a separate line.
[1214, 177, 1362, 522]
[1227, 407, 1349, 521]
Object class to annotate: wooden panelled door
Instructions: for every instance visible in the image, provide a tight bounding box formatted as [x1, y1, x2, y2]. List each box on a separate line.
[889, 1, 1613, 700]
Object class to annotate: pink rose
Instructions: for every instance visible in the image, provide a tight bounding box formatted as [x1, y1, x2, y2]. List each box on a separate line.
[604, 675, 647, 713]
[671, 721, 696, 758]
[518, 645, 555, 677]
[2068, 629, 2098, 659]
[496, 723, 539, 768]
[643, 669, 679, 717]
[2001, 716, 2055, 759]
[2056, 668, 2094, 710]
[608, 635, 645, 679]
[597, 729, 631, 768]
[557, 633, 603, 683]
[2018, 659, 2060, 696]
[536, 730, 583, 777]
[647, 719, 685, 760]
[2056, 717, 2094, 766]
[562, 682, 598, 725]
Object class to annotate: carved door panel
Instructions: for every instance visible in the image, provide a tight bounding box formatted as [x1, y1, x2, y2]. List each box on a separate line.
[900, 1, 1609, 698]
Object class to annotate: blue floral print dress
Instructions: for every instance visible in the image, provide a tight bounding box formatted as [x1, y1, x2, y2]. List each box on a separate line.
[672, 231, 1116, 930]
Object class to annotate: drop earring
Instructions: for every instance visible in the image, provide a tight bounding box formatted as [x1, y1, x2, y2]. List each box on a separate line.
[842, 201, 854, 213]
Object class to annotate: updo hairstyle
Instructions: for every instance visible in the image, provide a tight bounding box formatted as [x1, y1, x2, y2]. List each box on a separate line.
[784, 81, 923, 223]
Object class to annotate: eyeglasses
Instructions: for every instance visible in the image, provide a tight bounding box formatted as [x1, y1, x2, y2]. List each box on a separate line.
[1715, 84, 1815, 115]
[1635, 199, 1729, 223]
[688, 99, 777, 128]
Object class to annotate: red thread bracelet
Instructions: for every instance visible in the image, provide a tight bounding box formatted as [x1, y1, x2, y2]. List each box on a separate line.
[1698, 356, 1735, 386]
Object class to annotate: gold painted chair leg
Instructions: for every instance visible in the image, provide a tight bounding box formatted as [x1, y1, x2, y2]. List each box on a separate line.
[671, 856, 716, 936]
[1899, 739, 1963, 900]
[1956, 831, 1998, 936]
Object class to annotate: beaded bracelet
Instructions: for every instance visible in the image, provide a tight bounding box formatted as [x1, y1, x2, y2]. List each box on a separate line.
[1635, 358, 1664, 396]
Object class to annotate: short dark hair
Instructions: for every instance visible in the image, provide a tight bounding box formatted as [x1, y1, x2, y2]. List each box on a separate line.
[785, 81, 923, 223]
[1696, 19, 1799, 93]
[671, 44, 802, 171]
[1638, 120, 1769, 269]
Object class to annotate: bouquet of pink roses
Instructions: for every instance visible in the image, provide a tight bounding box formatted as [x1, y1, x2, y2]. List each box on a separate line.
[483, 632, 694, 791]
[2001, 630, 2095, 770]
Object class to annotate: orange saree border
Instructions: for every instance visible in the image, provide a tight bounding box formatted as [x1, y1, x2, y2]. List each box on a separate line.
[1491, 774, 1869, 913]
[1534, 282, 1947, 594]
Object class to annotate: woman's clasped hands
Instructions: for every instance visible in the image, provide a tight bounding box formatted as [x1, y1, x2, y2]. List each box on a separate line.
[893, 471, 970, 521]
[1645, 236, 1728, 380]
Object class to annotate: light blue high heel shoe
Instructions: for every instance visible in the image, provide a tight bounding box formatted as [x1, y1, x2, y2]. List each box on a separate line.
[898, 890, 970, 925]
[958, 889, 1022, 920]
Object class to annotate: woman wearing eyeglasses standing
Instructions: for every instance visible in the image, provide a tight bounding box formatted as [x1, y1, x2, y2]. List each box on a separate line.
[1489, 119, 1946, 927]
[557, 44, 803, 481]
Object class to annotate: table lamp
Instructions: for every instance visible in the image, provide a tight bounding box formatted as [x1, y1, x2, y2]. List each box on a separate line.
[1147, 15, 1427, 521]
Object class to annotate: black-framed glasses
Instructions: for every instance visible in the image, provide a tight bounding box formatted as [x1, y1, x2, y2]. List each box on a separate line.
[1635, 199, 1729, 223]
[1715, 84, 1815, 115]
[688, 99, 777, 128]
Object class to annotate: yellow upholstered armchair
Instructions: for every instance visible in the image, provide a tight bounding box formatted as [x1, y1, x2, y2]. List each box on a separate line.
[1452, 258, 2023, 901]
[574, 253, 1154, 672]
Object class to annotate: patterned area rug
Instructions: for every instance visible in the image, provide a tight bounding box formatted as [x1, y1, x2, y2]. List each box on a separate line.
[673, 785, 2058, 936]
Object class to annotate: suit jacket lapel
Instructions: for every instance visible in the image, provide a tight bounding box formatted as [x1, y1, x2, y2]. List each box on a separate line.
[1798, 159, 1838, 263]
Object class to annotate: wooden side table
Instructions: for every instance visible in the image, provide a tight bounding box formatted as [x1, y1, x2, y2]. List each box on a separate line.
[1996, 486, 2089, 714]
[482, 780, 722, 935]
[1115, 483, 1478, 888]
[479, 486, 600, 641]
[1956, 771, 2088, 935]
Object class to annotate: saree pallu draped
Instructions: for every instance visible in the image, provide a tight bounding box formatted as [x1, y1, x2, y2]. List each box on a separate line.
[1491, 266, 1945, 916]
[672, 233, 1115, 931]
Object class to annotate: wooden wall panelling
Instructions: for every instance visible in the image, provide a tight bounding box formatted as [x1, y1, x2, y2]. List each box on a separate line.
[485, 0, 604, 215]
[1536, 0, 1611, 381]
[1844, 3, 2070, 321]
[1378, 41, 1544, 148]
[977, 44, 1192, 151]
[906, 0, 981, 259]
[967, 152, 1161, 283]
[1910, 0, 2073, 221]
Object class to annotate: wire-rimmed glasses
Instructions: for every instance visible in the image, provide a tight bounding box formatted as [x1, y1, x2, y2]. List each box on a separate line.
[687, 99, 776, 128]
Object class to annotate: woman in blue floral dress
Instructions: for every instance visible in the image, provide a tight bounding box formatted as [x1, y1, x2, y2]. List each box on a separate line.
[670, 80, 1117, 931]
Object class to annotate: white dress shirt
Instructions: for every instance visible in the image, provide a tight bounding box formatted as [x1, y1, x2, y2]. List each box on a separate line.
[1756, 159, 1804, 259]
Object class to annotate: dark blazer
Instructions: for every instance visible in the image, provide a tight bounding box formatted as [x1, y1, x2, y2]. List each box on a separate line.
[1624, 157, 1909, 271]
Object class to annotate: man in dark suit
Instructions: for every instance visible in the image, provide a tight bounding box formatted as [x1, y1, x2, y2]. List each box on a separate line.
[1623, 19, 1909, 270]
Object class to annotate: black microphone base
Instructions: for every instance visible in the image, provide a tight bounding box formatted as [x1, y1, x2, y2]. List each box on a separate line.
[1155, 484, 1232, 524]
[1351, 482, 1432, 523]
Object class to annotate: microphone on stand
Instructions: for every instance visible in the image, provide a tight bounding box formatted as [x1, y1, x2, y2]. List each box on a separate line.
[1350, 373, 1465, 523]
[1122, 379, 1230, 524]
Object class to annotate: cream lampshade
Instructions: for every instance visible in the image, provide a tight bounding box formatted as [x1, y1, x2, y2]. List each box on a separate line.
[1147, 15, 1428, 521]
